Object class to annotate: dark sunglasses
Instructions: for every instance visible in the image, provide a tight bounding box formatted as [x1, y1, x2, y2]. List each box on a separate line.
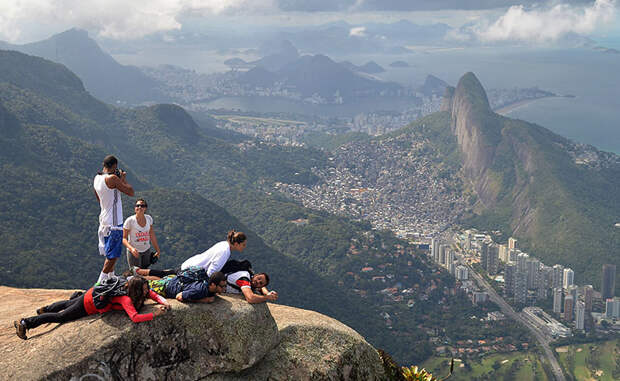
[135, 204, 148, 208]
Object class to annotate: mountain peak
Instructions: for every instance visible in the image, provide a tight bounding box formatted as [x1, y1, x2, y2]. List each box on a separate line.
[453, 72, 491, 114]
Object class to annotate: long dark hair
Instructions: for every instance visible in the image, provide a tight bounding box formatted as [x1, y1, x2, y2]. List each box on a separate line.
[127, 276, 149, 310]
[227, 230, 247, 245]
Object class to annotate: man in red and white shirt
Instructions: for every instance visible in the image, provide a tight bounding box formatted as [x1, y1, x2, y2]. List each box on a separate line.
[225, 271, 278, 304]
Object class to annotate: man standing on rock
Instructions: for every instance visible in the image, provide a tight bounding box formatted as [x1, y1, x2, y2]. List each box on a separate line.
[94, 155, 134, 283]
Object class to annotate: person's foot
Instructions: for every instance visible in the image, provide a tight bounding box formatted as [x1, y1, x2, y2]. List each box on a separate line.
[14, 320, 27, 340]
[36, 306, 46, 315]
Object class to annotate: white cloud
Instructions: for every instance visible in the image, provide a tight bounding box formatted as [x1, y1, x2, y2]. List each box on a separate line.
[0, 0, 276, 42]
[475, 0, 617, 42]
[349, 26, 367, 37]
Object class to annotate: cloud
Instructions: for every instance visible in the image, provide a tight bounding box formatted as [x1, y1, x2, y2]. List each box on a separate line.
[349, 26, 367, 37]
[0, 0, 275, 42]
[464, 0, 617, 42]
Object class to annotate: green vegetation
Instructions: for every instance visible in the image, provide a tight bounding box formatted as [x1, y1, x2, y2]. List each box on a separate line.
[422, 352, 549, 381]
[556, 339, 620, 381]
[0, 49, 514, 366]
[408, 72, 620, 293]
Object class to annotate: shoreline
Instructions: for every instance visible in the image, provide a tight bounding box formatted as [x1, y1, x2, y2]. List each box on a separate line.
[494, 96, 559, 115]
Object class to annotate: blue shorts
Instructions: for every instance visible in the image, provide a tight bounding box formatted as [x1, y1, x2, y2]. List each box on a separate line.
[104, 229, 123, 259]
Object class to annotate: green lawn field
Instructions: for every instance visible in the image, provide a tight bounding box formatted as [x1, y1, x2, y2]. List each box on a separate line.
[421, 352, 550, 381]
[556, 339, 620, 381]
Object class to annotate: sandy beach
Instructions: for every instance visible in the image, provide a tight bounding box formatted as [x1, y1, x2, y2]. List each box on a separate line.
[494, 96, 558, 115]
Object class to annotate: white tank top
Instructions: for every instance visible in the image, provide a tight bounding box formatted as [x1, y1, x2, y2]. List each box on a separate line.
[93, 174, 123, 227]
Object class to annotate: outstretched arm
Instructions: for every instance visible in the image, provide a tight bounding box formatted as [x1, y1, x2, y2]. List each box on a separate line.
[175, 292, 215, 303]
[149, 290, 171, 310]
[241, 287, 278, 304]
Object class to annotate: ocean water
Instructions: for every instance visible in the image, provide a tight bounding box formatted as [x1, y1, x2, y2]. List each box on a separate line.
[370, 47, 620, 154]
[113, 45, 620, 154]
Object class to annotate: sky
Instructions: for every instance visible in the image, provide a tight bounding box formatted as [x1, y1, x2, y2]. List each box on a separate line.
[0, 0, 617, 45]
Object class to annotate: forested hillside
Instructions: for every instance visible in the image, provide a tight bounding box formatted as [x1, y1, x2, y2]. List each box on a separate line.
[0, 49, 513, 365]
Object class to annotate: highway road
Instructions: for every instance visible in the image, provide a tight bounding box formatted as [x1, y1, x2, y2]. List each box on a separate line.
[466, 264, 566, 381]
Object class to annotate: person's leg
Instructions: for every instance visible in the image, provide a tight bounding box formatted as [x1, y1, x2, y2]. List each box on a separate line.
[38, 297, 76, 314]
[148, 269, 178, 278]
[22, 295, 88, 330]
[102, 229, 123, 277]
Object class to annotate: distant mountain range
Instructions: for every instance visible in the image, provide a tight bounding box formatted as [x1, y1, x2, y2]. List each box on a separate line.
[0, 28, 168, 105]
[241, 53, 402, 99]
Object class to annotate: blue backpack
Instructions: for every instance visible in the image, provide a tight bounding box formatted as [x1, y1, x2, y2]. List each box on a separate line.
[177, 266, 209, 285]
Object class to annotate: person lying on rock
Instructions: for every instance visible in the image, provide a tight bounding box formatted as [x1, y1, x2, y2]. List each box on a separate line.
[225, 270, 278, 304]
[135, 230, 248, 280]
[148, 269, 227, 303]
[181, 230, 248, 276]
[220, 259, 278, 304]
[15, 276, 170, 340]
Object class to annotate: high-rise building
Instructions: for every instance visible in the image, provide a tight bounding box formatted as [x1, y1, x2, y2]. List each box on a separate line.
[446, 250, 455, 269]
[575, 301, 585, 331]
[563, 268, 574, 289]
[583, 285, 594, 312]
[602, 264, 616, 301]
[552, 264, 564, 289]
[527, 258, 541, 290]
[517, 253, 529, 273]
[449, 262, 456, 276]
[480, 240, 489, 270]
[514, 272, 528, 305]
[487, 245, 499, 275]
[541, 266, 554, 289]
[498, 244, 508, 262]
[605, 297, 620, 319]
[431, 238, 438, 261]
[508, 237, 517, 250]
[439, 244, 447, 265]
[456, 265, 469, 281]
[553, 288, 563, 314]
[564, 295, 574, 321]
[567, 285, 578, 313]
[505, 263, 516, 296]
[508, 249, 518, 263]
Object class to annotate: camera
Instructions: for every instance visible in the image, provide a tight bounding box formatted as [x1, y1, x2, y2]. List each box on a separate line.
[114, 168, 123, 177]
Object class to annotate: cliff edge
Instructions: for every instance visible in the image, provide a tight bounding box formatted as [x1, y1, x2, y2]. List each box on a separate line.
[0, 286, 385, 380]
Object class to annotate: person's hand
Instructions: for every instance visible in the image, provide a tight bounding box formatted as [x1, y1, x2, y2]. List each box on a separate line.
[120, 170, 127, 181]
[130, 247, 139, 258]
[268, 290, 278, 298]
[154, 306, 167, 317]
[266, 293, 278, 301]
[154, 251, 160, 258]
[162, 303, 172, 311]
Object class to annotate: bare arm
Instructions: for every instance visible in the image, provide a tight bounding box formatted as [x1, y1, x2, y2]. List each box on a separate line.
[94, 190, 100, 202]
[105, 172, 135, 196]
[241, 287, 277, 304]
[149, 225, 160, 256]
[123, 228, 139, 258]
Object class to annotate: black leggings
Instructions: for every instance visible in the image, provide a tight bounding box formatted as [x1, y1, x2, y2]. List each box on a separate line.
[24, 294, 88, 329]
[149, 268, 178, 278]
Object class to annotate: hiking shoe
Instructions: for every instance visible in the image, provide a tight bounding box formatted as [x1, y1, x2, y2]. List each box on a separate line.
[36, 306, 46, 315]
[14, 320, 27, 340]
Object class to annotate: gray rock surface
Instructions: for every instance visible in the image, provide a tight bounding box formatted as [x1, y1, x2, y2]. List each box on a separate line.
[0, 286, 386, 380]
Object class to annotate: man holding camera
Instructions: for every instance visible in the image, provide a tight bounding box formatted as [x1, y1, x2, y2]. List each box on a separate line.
[94, 155, 134, 283]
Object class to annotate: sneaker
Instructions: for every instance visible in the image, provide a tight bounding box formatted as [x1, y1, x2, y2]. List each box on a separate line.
[36, 306, 46, 315]
[14, 320, 27, 340]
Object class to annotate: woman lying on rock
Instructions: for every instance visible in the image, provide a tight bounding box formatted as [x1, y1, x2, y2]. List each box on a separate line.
[14, 276, 171, 340]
